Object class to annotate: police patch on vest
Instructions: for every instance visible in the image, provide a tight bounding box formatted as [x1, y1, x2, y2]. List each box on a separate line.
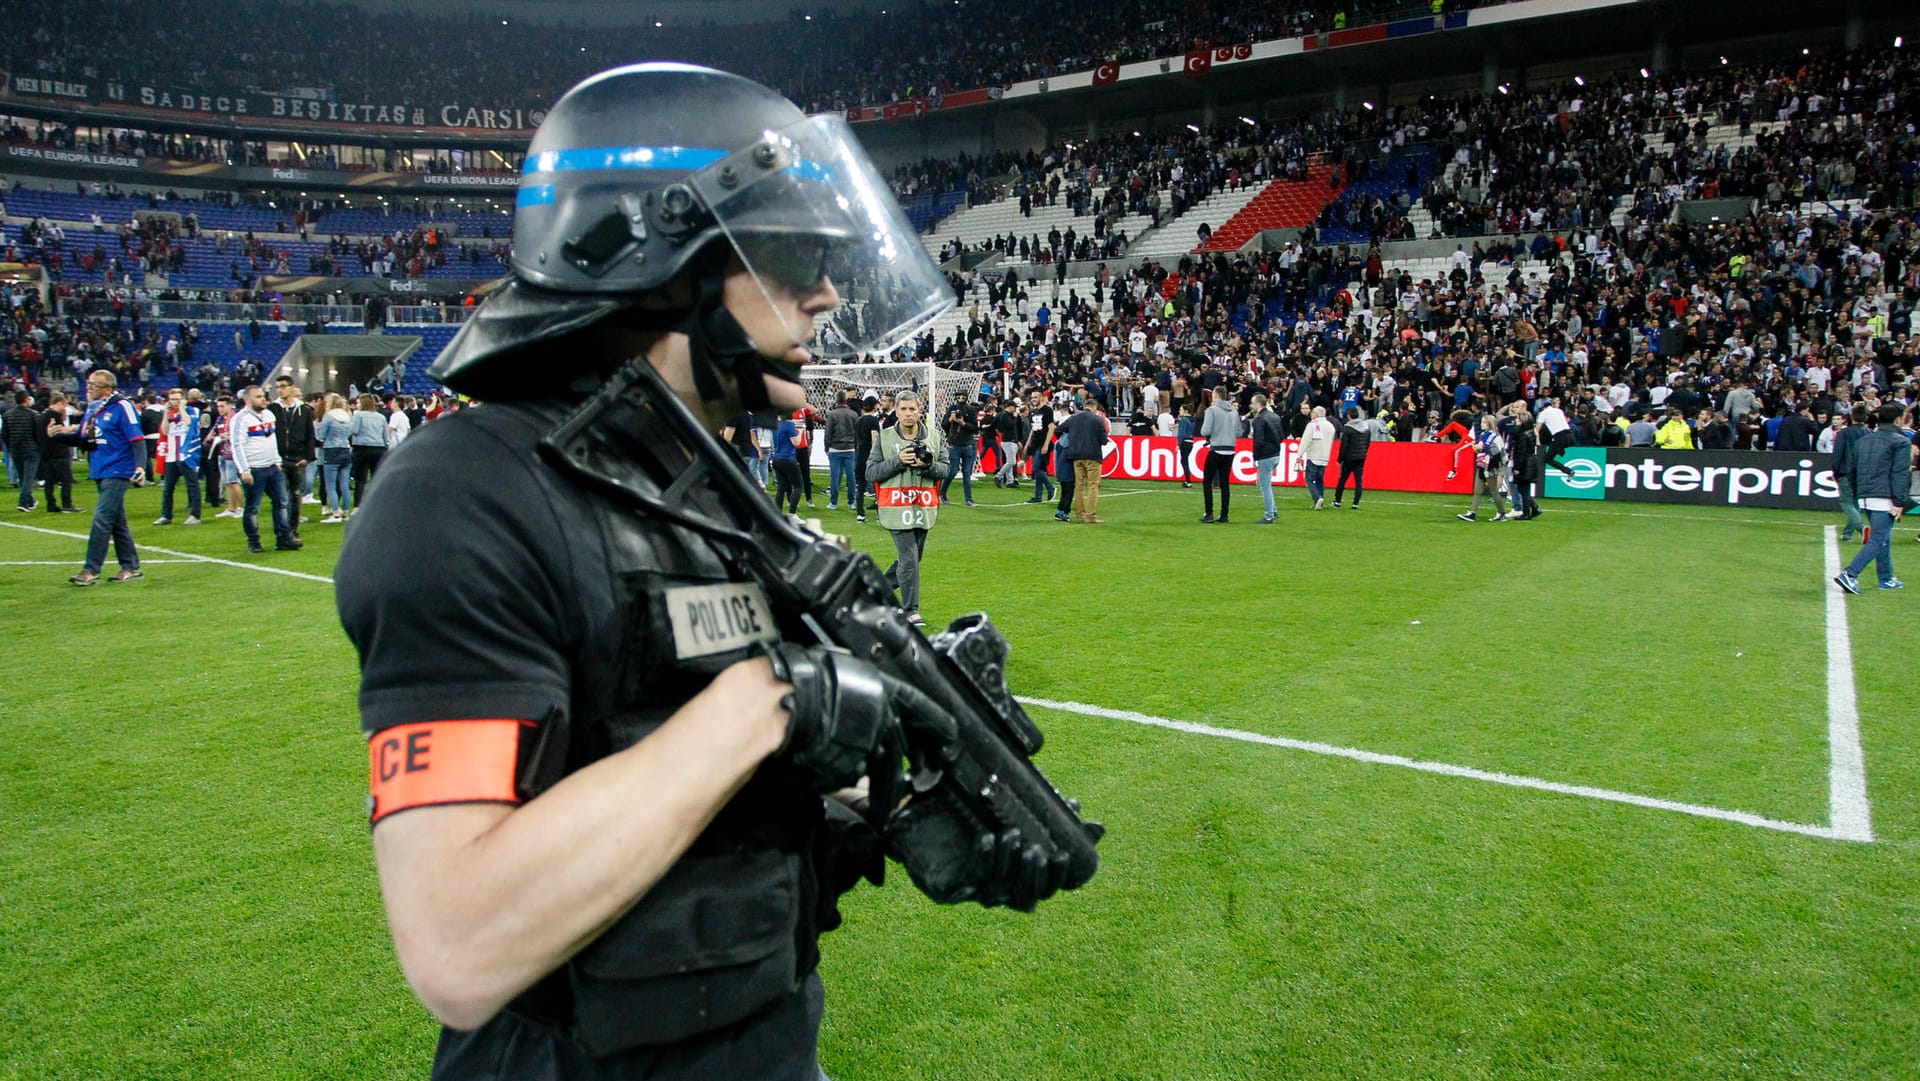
[665, 582, 779, 659]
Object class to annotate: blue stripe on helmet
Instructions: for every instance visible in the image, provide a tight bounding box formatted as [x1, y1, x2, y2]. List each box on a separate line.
[519, 144, 837, 187]
[516, 184, 556, 209]
[522, 146, 728, 176]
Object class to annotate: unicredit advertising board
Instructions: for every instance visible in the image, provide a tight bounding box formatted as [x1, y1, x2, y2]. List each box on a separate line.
[1096, 437, 1475, 494]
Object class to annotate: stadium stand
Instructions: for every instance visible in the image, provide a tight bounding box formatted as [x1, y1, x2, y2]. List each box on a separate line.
[0, 22, 1911, 463]
[5, 0, 1503, 117]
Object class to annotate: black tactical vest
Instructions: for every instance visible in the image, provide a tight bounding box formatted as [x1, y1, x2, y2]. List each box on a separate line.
[493, 398, 826, 1059]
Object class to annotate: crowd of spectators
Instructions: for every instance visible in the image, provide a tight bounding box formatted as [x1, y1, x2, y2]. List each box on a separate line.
[10, 0, 1492, 121]
[907, 187, 1915, 467]
[1418, 48, 1916, 238]
[901, 48, 1915, 455]
[0, 34, 1912, 480]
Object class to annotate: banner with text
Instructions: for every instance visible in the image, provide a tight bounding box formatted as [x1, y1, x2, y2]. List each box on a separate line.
[1586, 448, 1838, 511]
[0, 73, 542, 131]
[1097, 436, 1475, 494]
[0, 145, 522, 195]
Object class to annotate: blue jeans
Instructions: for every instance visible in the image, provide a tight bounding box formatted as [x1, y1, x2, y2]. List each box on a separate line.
[160, 460, 201, 519]
[826, 450, 856, 507]
[84, 477, 139, 574]
[1304, 461, 1327, 502]
[1256, 454, 1280, 518]
[1845, 509, 1898, 585]
[941, 443, 977, 503]
[13, 449, 40, 507]
[323, 460, 352, 514]
[749, 453, 769, 486]
[241, 464, 294, 546]
[1030, 451, 1056, 501]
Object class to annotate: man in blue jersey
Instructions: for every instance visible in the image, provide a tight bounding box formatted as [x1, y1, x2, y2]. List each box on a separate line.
[50, 370, 145, 585]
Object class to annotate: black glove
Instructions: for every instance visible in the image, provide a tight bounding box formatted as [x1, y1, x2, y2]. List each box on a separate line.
[884, 785, 1079, 913]
[766, 642, 958, 821]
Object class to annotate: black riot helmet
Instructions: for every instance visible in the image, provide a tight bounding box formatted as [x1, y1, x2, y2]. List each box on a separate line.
[431, 62, 953, 401]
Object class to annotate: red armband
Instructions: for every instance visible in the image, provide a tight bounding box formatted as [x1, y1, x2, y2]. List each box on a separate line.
[368, 719, 527, 824]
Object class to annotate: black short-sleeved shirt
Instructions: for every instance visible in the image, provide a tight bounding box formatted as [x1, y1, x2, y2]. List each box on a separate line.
[335, 399, 824, 1081]
[338, 400, 591, 739]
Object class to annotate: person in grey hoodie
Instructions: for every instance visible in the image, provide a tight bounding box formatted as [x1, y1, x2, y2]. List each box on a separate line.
[1198, 388, 1241, 523]
[1331, 407, 1374, 508]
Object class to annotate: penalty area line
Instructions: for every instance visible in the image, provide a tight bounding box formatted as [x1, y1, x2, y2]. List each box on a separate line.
[1017, 695, 1866, 843]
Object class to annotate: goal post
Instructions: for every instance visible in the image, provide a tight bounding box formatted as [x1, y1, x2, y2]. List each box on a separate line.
[795, 360, 983, 467]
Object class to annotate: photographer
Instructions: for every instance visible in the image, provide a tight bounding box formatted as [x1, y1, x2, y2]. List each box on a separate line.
[869, 390, 950, 626]
[938, 392, 978, 507]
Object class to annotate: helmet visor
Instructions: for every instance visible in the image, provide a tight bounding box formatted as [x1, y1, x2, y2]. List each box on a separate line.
[692, 113, 953, 360]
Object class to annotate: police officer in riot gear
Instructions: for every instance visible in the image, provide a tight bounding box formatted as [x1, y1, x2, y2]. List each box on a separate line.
[335, 63, 983, 1079]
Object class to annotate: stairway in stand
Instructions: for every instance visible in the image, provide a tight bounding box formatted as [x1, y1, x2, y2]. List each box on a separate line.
[1199, 165, 1346, 253]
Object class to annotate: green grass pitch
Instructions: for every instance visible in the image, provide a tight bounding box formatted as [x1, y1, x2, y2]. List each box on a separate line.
[2, 470, 1915, 1080]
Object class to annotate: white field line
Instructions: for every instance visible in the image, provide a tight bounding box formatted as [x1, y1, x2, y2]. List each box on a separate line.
[1822, 526, 1875, 842]
[0, 564, 206, 572]
[1017, 696, 1861, 842]
[4, 518, 1868, 842]
[0, 520, 336, 584]
[1078, 486, 1830, 528]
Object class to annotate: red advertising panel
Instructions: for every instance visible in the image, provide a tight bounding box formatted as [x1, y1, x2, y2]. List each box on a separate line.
[1095, 436, 1476, 494]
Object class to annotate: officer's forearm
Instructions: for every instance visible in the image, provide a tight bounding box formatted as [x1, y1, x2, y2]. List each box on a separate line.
[372, 667, 788, 1031]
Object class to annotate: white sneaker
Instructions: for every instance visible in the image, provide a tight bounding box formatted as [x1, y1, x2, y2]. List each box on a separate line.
[1313, 498, 1324, 510]
[303, 495, 322, 504]
[153, 516, 171, 525]
[183, 516, 201, 525]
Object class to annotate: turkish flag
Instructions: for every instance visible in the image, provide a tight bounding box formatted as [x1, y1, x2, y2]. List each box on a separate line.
[1183, 49, 1212, 78]
[1213, 46, 1233, 62]
[1093, 61, 1120, 87]
[1234, 43, 1253, 60]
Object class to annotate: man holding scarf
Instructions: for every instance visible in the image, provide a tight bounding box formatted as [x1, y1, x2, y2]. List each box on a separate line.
[154, 387, 203, 526]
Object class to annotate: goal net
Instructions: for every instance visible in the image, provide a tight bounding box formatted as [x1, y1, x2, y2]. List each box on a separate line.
[797, 360, 982, 414]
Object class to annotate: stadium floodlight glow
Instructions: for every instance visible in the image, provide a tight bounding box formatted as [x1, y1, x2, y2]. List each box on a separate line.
[1802, 47, 1810, 55]
[804, 14, 812, 19]
[1497, 84, 1509, 95]
[1186, 123, 1200, 132]
[1639, 67, 1650, 77]
[1362, 101, 1375, 110]
[1239, 116, 1256, 126]
[500, 18, 507, 25]
[1574, 75, 1585, 86]
[1720, 56, 1729, 65]
[1896, 36, 1904, 48]
[655, 19, 663, 26]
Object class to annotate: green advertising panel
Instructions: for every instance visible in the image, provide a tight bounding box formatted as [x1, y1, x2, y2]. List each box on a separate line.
[1543, 446, 1606, 500]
